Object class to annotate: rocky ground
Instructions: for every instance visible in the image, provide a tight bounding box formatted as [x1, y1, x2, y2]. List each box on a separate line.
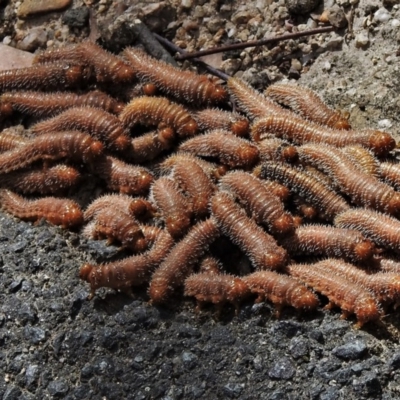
[1, 0, 400, 399]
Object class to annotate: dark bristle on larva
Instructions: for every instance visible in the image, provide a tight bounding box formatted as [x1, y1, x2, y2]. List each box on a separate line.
[1, 41, 400, 330]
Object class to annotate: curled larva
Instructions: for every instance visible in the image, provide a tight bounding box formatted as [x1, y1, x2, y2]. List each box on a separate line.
[83, 208, 147, 252]
[379, 162, 400, 191]
[341, 146, 380, 178]
[265, 82, 351, 129]
[280, 225, 376, 263]
[260, 162, 350, 221]
[257, 137, 298, 163]
[123, 47, 228, 105]
[129, 128, 175, 164]
[219, 171, 294, 235]
[251, 115, 395, 156]
[31, 107, 131, 152]
[193, 108, 250, 137]
[179, 129, 260, 169]
[0, 130, 28, 152]
[80, 226, 175, 298]
[119, 96, 198, 138]
[0, 63, 92, 92]
[34, 42, 135, 83]
[334, 208, 400, 253]
[243, 271, 319, 315]
[297, 143, 400, 215]
[211, 191, 288, 271]
[0, 189, 83, 229]
[285, 262, 381, 328]
[0, 131, 103, 174]
[312, 259, 400, 306]
[184, 273, 251, 314]
[150, 176, 192, 239]
[227, 77, 289, 120]
[94, 155, 154, 195]
[169, 156, 215, 219]
[0, 164, 80, 195]
[0, 90, 124, 119]
[149, 218, 220, 304]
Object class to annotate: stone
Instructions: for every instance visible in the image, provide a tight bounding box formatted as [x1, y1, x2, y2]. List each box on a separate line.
[0, 44, 34, 70]
[62, 7, 89, 28]
[268, 357, 295, 380]
[332, 340, 367, 360]
[18, 28, 47, 52]
[18, 0, 72, 18]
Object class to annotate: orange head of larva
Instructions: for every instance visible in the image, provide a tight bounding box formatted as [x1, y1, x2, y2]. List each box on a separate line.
[166, 215, 191, 239]
[143, 83, 158, 96]
[333, 119, 351, 130]
[158, 127, 175, 147]
[353, 240, 376, 262]
[368, 131, 396, 156]
[210, 85, 229, 104]
[271, 214, 295, 236]
[112, 102, 125, 115]
[60, 204, 84, 228]
[292, 287, 319, 311]
[237, 145, 259, 169]
[179, 120, 198, 138]
[137, 171, 154, 193]
[282, 146, 299, 163]
[387, 193, 400, 215]
[231, 120, 250, 137]
[354, 296, 381, 328]
[0, 102, 13, 119]
[83, 140, 104, 163]
[113, 135, 131, 152]
[129, 199, 150, 219]
[79, 263, 95, 282]
[263, 251, 288, 271]
[115, 64, 136, 83]
[65, 65, 92, 86]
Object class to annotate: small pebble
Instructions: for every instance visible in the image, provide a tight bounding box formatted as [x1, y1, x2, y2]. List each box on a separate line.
[355, 31, 369, 48]
[332, 340, 367, 360]
[268, 357, 296, 380]
[18, 0, 72, 18]
[374, 7, 391, 23]
[285, 0, 321, 14]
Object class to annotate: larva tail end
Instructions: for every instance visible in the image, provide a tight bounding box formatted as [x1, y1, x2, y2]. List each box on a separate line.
[353, 240, 376, 262]
[62, 206, 84, 228]
[231, 120, 250, 137]
[354, 297, 382, 327]
[79, 263, 94, 282]
[369, 131, 395, 156]
[271, 214, 295, 236]
[387, 193, 400, 215]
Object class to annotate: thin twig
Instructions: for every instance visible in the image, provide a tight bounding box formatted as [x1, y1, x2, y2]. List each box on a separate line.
[174, 26, 336, 61]
[154, 33, 230, 81]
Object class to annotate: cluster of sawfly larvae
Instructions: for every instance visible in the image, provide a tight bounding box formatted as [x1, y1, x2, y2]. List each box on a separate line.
[2, 41, 400, 329]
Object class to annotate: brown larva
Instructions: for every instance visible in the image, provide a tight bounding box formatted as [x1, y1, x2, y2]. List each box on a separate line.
[285, 262, 381, 328]
[179, 129, 260, 169]
[243, 271, 319, 316]
[150, 176, 192, 239]
[379, 162, 400, 191]
[184, 273, 251, 314]
[265, 82, 351, 130]
[0, 188, 83, 229]
[251, 115, 395, 156]
[123, 47, 228, 105]
[334, 208, 400, 253]
[311, 259, 400, 306]
[31, 107, 131, 152]
[0, 164, 80, 195]
[260, 162, 350, 221]
[227, 77, 290, 120]
[280, 225, 376, 263]
[34, 42, 135, 83]
[94, 155, 154, 196]
[169, 155, 215, 219]
[0, 63, 92, 92]
[119, 96, 198, 138]
[378, 258, 400, 274]
[0, 131, 103, 174]
[257, 137, 298, 163]
[297, 143, 400, 215]
[149, 218, 220, 304]
[211, 191, 288, 271]
[83, 208, 147, 252]
[219, 171, 294, 236]
[80, 226, 175, 298]
[0, 129, 28, 152]
[0, 90, 124, 118]
[193, 108, 250, 137]
[341, 146, 380, 178]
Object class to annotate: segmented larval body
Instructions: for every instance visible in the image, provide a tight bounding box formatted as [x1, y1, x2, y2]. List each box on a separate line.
[211, 191, 288, 271]
[256, 137, 298, 163]
[312, 259, 400, 305]
[0, 63, 92, 92]
[285, 262, 381, 328]
[149, 218, 220, 304]
[260, 162, 350, 221]
[280, 225, 376, 263]
[243, 271, 319, 313]
[297, 144, 400, 215]
[0, 90, 124, 118]
[265, 82, 351, 129]
[0, 131, 103, 174]
[179, 129, 260, 169]
[219, 171, 294, 235]
[34, 42, 135, 83]
[122, 47, 228, 105]
[0, 189, 83, 228]
[0, 164, 80, 195]
[119, 96, 198, 138]
[341, 146, 380, 178]
[184, 273, 251, 313]
[31, 107, 130, 152]
[94, 155, 153, 195]
[80, 226, 174, 298]
[251, 115, 395, 156]
[334, 208, 400, 252]
[0, 130, 28, 152]
[150, 176, 192, 239]
[193, 108, 250, 137]
[380, 162, 400, 191]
